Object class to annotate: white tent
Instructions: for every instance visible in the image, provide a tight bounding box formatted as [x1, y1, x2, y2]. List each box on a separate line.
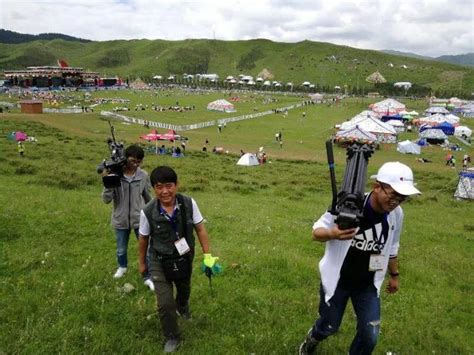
[237, 153, 259, 166]
[425, 106, 449, 115]
[341, 116, 396, 135]
[207, 99, 236, 113]
[454, 126, 472, 138]
[397, 140, 421, 154]
[449, 97, 463, 107]
[335, 126, 377, 142]
[443, 114, 461, 125]
[416, 114, 453, 126]
[366, 71, 387, 84]
[309, 93, 324, 102]
[454, 171, 474, 200]
[370, 98, 406, 116]
[339, 115, 397, 143]
[340, 111, 380, 130]
[394, 82, 412, 89]
[419, 129, 448, 140]
[386, 119, 405, 132]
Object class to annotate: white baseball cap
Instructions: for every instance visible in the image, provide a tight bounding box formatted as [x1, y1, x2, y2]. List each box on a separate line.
[372, 162, 421, 195]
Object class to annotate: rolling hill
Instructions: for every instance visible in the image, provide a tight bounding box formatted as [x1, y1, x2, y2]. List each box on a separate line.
[0, 32, 473, 96]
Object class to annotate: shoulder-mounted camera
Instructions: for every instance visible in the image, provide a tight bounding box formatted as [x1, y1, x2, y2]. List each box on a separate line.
[96, 121, 127, 188]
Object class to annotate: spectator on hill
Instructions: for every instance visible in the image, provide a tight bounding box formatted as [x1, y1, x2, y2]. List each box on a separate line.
[463, 154, 471, 169]
[138, 166, 219, 353]
[445, 153, 453, 166]
[101, 145, 154, 291]
[172, 147, 183, 158]
[299, 162, 421, 355]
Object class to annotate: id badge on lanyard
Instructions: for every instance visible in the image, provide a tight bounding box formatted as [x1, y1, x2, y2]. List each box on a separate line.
[163, 205, 190, 256]
[369, 254, 384, 271]
[175, 238, 190, 255]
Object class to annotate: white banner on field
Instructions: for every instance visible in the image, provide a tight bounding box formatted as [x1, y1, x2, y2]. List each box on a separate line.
[44, 108, 83, 114]
[100, 103, 302, 132]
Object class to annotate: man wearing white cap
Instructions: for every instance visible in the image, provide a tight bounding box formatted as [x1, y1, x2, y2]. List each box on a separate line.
[300, 162, 421, 355]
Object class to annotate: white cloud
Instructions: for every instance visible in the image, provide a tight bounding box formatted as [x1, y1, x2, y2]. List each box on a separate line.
[1, 0, 472, 56]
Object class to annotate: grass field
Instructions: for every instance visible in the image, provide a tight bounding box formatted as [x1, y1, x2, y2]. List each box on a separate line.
[1, 89, 473, 354]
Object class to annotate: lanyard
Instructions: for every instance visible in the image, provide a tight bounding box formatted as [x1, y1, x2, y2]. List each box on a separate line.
[364, 194, 388, 251]
[159, 203, 180, 240]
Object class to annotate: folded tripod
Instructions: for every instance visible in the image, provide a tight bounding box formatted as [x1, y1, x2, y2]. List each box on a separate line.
[326, 140, 375, 230]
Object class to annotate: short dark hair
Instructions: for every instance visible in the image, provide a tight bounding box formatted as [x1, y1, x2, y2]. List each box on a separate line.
[150, 166, 178, 186]
[125, 145, 145, 159]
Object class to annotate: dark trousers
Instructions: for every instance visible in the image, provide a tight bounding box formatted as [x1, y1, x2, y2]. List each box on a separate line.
[149, 256, 193, 339]
[311, 283, 381, 355]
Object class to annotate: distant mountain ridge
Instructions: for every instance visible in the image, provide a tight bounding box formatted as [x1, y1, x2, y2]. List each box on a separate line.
[1, 29, 473, 96]
[382, 49, 474, 67]
[0, 29, 91, 44]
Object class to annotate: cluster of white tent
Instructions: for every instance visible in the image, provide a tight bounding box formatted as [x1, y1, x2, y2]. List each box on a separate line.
[335, 97, 472, 152]
[335, 100, 406, 144]
[414, 107, 471, 142]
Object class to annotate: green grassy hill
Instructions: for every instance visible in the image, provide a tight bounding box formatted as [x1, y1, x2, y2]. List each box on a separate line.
[0, 94, 473, 353]
[1, 38, 473, 95]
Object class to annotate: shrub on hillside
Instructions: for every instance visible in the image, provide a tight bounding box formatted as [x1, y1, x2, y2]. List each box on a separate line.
[3, 47, 56, 69]
[96, 49, 131, 67]
[237, 47, 264, 71]
[166, 47, 210, 74]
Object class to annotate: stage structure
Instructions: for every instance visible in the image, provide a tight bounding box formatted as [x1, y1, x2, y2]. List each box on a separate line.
[2, 59, 121, 88]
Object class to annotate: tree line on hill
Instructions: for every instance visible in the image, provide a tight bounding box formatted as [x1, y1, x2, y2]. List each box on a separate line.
[0, 29, 91, 44]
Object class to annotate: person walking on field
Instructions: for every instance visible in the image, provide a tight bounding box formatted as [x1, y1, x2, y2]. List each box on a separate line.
[102, 145, 154, 290]
[18, 141, 25, 157]
[138, 166, 219, 353]
[299, 162, 421, 355]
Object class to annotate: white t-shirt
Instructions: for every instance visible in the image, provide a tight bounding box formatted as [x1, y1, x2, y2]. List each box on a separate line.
[139, 197, 203, 236]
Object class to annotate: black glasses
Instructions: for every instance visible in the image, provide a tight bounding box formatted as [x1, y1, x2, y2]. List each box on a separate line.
[379, 183, 409, 203]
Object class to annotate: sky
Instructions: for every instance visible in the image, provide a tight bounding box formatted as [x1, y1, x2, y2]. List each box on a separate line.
[1, 0, 473, 57]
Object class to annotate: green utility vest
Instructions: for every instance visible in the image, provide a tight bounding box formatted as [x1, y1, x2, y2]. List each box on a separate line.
[143, 193, 195, 257]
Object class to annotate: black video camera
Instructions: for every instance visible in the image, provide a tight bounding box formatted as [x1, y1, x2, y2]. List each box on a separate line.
[97, 121, 127, 188]
[326, 140, 375, 230]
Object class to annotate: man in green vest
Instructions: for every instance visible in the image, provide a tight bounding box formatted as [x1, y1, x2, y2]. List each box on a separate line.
[138, 166, 219, 353]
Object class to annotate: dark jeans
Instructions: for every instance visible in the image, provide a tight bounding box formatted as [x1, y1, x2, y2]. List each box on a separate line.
[149, 254, 193, 339]
[311, 283, 381, 355]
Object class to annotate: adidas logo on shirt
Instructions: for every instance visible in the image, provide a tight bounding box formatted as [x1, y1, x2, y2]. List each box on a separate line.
[351, 223, 386, 253]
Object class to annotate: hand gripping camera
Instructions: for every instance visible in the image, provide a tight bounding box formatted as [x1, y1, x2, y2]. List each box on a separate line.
[325, 139, 375, 230]
[96, 121, 127, 188]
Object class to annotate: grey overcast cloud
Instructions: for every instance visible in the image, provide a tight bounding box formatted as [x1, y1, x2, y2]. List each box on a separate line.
[1, 0, 473, 57]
